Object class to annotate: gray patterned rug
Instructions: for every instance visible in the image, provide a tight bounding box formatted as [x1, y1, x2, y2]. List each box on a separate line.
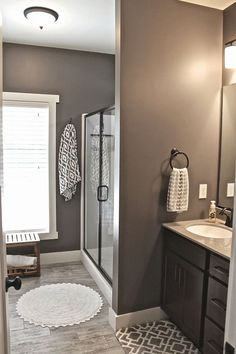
[116, 320, 200, 354]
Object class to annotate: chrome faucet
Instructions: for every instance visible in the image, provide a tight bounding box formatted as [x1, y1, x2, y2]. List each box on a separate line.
[218, 207, 233, 228]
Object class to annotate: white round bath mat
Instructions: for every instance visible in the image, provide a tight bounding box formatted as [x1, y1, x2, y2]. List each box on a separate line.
[16, 283, 103, 328]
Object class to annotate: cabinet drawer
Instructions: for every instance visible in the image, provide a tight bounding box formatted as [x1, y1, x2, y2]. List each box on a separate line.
[165, 230, 206, 270]
[207, 277, 227, 329]
[209, 254, 229, 285]
[203, 318, 224, 354]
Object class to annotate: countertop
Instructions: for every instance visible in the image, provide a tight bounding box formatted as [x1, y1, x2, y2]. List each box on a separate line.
[162, 219, 232, 260]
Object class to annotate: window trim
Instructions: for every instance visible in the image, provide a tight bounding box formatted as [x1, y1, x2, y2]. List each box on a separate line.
[3, 92, 60, 240]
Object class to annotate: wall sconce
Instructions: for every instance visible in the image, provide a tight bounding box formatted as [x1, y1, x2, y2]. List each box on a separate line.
[225, 40, 236, 69]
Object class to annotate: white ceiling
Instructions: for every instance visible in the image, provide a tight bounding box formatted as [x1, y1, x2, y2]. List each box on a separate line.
[1, 0, 235, 54]
[179, 0, 236, 10]
[0, 0, 115, 54]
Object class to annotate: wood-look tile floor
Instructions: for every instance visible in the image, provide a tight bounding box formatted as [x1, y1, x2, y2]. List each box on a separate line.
[8, 262, 125, 354]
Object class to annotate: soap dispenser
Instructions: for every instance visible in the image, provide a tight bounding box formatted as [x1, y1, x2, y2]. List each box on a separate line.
[209, 200, 216, 223]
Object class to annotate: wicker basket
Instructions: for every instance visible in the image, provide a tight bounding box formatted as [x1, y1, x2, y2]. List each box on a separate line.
[7, 264, 38, 277]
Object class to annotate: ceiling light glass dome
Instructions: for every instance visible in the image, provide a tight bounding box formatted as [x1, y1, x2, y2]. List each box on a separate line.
[24, 7, 59, 29]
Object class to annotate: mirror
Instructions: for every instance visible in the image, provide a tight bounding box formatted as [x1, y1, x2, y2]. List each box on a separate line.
[218, 84, 236, 209]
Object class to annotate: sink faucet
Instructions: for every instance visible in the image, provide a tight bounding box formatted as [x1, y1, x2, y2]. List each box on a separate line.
[218, 207, 233, 228]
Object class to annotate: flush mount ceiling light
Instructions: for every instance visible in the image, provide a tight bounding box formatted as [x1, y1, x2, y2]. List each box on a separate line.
[225, 40, 236, 69]
[24, 6, 59, 30]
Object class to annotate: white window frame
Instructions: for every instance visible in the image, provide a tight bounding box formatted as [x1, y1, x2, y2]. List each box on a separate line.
[2, 92, 60, 240]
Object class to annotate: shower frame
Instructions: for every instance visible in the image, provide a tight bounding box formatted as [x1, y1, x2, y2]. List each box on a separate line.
[80, 106, 115, 294]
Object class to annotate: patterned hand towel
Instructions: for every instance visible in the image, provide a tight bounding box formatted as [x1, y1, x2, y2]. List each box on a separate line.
[167, 167, 189, 213]
[59, 123, 81, 201]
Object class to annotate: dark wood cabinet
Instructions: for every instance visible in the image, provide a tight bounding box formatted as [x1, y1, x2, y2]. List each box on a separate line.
[209, 254, 229, 285]
[163, 249, 204, 347]
[162, 229, 230, 353]
[203, 318, 224, 354]
[163, 251, 183, 324]
[203, 254, 229, 354]
[181, 257, 204, 346]
[206, 277, 227, 329]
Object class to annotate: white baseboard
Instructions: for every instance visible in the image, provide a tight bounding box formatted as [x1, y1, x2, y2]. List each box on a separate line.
[41, 250, 81, 265]
[81, 250, 112, 306]
[109, 306, 168, 331]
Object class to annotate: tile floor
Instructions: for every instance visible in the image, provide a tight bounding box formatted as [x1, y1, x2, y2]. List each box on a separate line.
[8, 262, 124, 354]
[116, 320, 200, 354]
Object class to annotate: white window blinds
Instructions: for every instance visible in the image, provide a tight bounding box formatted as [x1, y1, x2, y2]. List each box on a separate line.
[2, 101, 50, 233]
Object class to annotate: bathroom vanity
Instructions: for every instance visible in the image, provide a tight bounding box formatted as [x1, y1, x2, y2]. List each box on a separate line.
[162, 220, 231, 353]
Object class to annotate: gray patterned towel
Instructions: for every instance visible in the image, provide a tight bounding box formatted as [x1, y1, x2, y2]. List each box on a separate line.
[58, 123, 81, 201]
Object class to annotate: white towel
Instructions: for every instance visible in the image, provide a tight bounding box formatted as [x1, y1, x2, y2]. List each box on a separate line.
[7, 255, 37, 267]
[167, 167, 189, 213]
[58, 123, 81, 201]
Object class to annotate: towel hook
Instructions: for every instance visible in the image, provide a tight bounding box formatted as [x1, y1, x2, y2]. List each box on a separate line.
[170, 148, 189, 169]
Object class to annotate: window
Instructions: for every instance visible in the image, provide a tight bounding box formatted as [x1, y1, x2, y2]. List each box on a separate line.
[2, 92, 59, 240]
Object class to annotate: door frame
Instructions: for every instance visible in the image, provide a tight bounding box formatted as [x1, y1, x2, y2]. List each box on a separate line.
[0, 13, 10, 354]
[0, 194, 9, 354]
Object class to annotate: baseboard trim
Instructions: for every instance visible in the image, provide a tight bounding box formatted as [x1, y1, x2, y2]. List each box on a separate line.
[41, 250, 81, 265]
[81, 250, 112, 306]
[109, 306, 167, 331]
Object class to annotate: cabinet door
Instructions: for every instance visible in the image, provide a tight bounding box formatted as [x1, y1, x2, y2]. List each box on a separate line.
[181, 257, 204, 347]
[162, 251, 182, 324]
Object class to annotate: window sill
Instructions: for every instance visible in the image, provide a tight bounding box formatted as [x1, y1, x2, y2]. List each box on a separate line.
[39, 231, 59, 241]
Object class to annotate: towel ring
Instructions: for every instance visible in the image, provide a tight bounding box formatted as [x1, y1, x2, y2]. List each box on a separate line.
[170, 148, 189, 169]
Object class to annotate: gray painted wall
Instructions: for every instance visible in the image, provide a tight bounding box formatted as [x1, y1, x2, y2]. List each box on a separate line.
[113, 0, 223, 315]
[3, 43, 115, 253]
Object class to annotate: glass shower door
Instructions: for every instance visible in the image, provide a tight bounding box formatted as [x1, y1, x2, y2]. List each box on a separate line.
[84, 107, 114, 283]
[84, 114, 100, 265]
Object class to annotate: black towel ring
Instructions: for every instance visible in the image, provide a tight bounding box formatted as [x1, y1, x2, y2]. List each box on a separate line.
[170, 148, 189, 169]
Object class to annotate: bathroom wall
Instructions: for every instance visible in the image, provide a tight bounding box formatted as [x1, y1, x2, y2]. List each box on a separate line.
[3, 43, 115, 253]
[113, 0, 223, 314]
[223, 2, 236, 85]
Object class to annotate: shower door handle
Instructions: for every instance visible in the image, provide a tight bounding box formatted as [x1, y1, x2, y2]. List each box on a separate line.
[97, 185, 109, 202]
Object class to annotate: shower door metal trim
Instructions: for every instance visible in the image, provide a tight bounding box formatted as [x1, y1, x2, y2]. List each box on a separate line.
[98, 111, 103, 270]
[82, 106, 114, 285]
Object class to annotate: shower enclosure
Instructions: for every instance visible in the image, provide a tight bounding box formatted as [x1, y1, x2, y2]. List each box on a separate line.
[82, 106, 115, 284]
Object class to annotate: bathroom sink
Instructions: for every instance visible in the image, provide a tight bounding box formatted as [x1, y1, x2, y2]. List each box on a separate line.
[186, 224, 232, 239]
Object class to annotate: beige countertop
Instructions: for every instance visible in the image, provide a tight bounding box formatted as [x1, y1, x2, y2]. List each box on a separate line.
[163, 219, 232, 260]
